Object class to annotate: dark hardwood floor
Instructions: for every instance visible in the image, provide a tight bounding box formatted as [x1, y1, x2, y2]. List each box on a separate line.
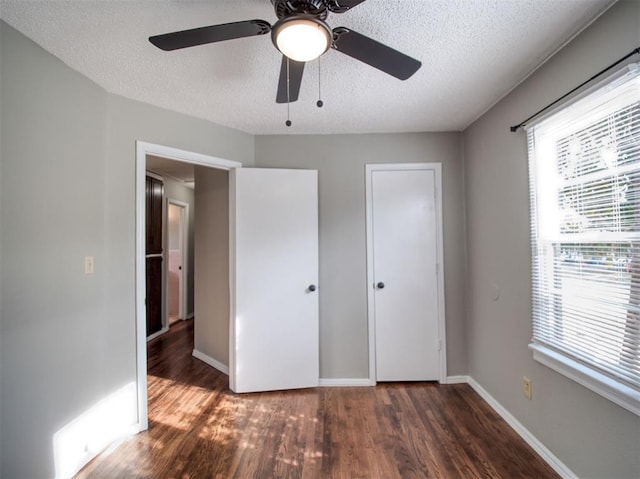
[75, 319, 559, 478]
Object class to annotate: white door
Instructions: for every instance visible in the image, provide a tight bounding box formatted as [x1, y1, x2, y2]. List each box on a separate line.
[167, 202, 185, 322]
[367, 164, 444, 381]
[230, 168, 319, 393]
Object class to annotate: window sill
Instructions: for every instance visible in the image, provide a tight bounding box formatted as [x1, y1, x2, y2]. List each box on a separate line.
[530, 343, 640, 417]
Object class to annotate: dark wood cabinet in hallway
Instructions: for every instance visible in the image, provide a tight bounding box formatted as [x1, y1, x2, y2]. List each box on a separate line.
[145, 174, 164, 336]
[75, 320, 560, 478]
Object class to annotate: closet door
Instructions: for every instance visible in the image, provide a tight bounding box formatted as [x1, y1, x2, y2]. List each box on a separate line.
[367, 165, 443, 381]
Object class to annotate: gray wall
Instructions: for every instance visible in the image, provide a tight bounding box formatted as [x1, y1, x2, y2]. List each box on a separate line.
[0, 20, 3, 473]
[1, 21, 108, 478]
[0, 20, 255, 478]
[0, 19, 108, 477]
[255, 133, 467, 379]
[162, 176, 195, 317]
[194, 166, 230, 367]
[463, 1, 640, 478]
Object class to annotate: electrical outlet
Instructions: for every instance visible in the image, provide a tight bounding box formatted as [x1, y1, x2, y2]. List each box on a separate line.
[523, 376, 532, 400]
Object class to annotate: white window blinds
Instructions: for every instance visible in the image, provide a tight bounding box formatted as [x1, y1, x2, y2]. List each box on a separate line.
[527, 64, 640, 413]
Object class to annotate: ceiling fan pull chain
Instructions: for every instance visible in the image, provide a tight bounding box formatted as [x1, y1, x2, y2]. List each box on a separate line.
[286, 57, 292, 127]
[317, 55, 324, 108]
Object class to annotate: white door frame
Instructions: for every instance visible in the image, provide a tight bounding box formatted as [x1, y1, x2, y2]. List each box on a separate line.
[166, 198, 189, 323]
[135, 141, 241, 431]
[365, 163, 447, 384]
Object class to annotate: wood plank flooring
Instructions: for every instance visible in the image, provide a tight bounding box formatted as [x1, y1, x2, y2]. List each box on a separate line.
[75, 319, 559, 478]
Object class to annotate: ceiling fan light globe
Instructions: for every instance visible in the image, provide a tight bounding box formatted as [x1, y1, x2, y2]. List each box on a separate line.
[273, 17, 332, 62]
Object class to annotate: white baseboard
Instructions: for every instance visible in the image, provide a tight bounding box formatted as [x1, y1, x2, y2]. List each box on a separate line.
[186, 312, 194, 320]
[318, 377, 469, 387]
[467, 377, 577, 479]
[192, 349, 229, 375]
[444, 375, 470, 384]
[146, 326, 169, 342]
[319, 378, 375, 387]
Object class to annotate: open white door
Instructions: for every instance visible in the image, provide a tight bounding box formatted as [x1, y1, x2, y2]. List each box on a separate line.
[230, 168, 319, 393]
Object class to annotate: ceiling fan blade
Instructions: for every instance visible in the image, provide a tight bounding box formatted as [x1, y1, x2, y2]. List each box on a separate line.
[276, 56, 305, 104]
[327, 0, 368, 13]
[332, 27, 421, 80]
[149, 19, 271, 51]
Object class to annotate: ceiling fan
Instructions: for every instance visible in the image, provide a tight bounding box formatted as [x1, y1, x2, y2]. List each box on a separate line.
[149, 0, 422, 105]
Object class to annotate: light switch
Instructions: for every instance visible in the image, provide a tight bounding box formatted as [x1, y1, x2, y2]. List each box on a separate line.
[85, 256, 94, 275]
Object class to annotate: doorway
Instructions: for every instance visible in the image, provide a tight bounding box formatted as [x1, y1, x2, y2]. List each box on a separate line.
[136, 142, 320, 430]
[135, 141, 241, 430]
[365, 163, 447, 383]
[167, 200, 189, 325]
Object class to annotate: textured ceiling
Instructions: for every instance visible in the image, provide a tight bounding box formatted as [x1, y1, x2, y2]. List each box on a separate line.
[0, 0, 615, 135]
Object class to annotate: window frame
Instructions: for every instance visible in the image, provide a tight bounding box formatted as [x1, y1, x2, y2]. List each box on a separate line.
[527, 64, 640, 416]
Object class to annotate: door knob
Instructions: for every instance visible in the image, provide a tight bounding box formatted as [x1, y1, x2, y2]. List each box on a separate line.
[377, 282, 385, 289]
[308, 284, 317, 292]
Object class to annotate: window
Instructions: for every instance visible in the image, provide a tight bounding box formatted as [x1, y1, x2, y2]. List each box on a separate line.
[527, 64, 640, 415]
